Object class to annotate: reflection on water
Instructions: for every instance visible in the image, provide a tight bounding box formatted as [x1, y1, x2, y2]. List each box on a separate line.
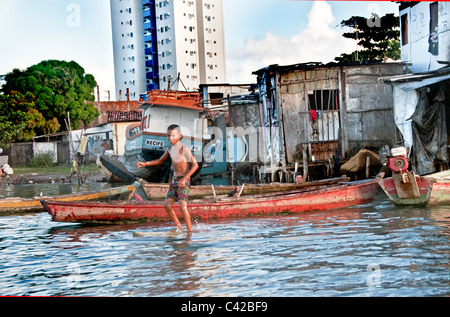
[0, 182, 118, 199]
[0, 192, 449, 296]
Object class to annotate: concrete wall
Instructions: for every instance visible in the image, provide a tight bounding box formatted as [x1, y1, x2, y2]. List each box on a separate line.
[34, 142, 58, 163]
[400, 2, 450, 73]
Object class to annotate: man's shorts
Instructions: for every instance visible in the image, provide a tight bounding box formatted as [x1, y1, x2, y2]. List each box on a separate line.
[166, 176, 191, 202]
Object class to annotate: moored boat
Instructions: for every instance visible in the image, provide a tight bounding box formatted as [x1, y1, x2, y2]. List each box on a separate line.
[375, 145, 449, 206]
[41, 179, 379, 224]
[378, 169, 450, 206]
[142, 176, 351, 200]
[0, 182, 138, 215]
[123, 89, 227, 182]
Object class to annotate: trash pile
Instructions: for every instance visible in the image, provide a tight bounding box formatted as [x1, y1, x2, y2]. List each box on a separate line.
[1, 164, 13, 177]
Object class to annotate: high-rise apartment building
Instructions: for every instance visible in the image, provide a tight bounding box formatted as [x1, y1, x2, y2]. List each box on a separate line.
[111, 0, 226, 100]
[110, 0, 147, 100]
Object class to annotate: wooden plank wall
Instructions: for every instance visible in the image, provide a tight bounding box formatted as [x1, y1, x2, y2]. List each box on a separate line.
[342, 64, 403, 156]
[280, 68, 340, 163]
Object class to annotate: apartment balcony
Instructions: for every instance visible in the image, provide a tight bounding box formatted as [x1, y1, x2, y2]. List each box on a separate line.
[143, 8, 151, 18]
[146, 71, 154, 79]
[144, 34, 153, 42]
[145, 47, 155, 55]
[143, 21, 152, 30]
[147, 83, 159, 91]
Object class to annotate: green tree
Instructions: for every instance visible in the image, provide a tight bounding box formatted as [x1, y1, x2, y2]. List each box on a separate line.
[334, 13, 400, 63]
[1, 60, 99, 139]
[0, 92, 41, 145]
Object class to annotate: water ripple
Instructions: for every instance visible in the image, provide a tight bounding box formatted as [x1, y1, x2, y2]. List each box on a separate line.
[0, 201, 449, 296]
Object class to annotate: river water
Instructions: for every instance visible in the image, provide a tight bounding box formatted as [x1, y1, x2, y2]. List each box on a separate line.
[0, 182, 449, 297]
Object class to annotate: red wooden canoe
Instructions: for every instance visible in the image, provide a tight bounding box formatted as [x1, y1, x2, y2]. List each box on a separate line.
[41, 179, 380, 224]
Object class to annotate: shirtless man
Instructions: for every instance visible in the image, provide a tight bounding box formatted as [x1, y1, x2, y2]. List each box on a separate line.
[137, 124, 198, 232]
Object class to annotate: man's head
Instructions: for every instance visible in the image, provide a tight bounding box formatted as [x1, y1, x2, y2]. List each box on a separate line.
[295, 173, 304, 184]
[167, 124, 182, 145]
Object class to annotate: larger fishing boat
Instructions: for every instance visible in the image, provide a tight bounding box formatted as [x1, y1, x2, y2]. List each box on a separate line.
[116, 89, 227, 182]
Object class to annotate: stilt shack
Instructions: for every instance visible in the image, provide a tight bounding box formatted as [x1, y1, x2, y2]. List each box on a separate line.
[252, 62, 405, 180]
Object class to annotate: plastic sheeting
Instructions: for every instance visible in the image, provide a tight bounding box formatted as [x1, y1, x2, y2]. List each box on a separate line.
[410, 88, 448, 175]
[387, 68, 450, 175]
[392, 86, 417, 154]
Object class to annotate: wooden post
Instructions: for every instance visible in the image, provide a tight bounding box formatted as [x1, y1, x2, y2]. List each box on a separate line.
[65, 113, 82, 185]
[231, 163, 237, 185]
[292, 161, 299, 183]
[237, 183, 246, 197]
[365, 155, 370, 179]
[302, 147, 308, 182]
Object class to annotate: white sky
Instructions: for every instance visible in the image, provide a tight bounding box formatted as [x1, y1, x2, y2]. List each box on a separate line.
[0, 0, 399, 101]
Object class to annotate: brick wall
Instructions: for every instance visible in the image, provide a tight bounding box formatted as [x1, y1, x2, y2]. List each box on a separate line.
[89, 100, 143, 127]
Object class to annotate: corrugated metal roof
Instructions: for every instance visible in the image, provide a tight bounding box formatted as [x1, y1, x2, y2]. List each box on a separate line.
[380, 66, 450, 83]
[252, 61, 402, 76]
[379, 66, 450, 91]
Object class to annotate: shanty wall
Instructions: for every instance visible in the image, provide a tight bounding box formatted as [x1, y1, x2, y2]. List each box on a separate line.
[280, 68, 341, 162]
[278, 63, 404, 163]
[341, 63, 404, 156]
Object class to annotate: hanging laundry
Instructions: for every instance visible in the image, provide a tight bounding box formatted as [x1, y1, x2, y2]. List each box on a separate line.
[310, 109, 318, 122]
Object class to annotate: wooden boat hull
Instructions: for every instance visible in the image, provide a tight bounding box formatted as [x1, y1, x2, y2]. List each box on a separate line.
[100, 153, 136, 182]
[0, 183, 137, 215]
[142, 177, 351, 200]
[378, 170, 450, 206]
[41, 179, 379, 224]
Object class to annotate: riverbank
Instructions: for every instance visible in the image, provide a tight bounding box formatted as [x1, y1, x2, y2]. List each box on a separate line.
[0, 165, 106, 185]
